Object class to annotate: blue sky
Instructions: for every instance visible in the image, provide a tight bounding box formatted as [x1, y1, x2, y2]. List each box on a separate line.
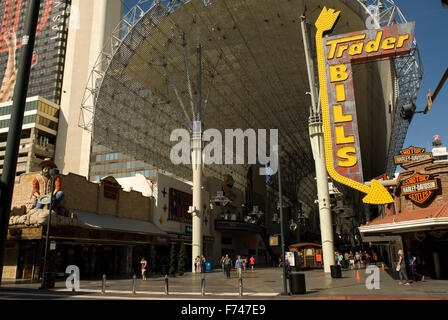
[394, 0, 448, 151]
[123, 0, 447, 151]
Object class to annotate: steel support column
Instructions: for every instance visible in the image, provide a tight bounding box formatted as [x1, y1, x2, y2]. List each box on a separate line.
[0, 0, 42, 285]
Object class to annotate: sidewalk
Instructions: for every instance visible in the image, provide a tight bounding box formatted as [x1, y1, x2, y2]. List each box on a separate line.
[1, 265, 447, 299]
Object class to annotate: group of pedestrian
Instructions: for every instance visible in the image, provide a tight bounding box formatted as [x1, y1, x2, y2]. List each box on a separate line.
[220, 254, 255, 279]
[396, 249, 425, 286]
[195, 255, 206, 273]
[334, 249, 378, 269]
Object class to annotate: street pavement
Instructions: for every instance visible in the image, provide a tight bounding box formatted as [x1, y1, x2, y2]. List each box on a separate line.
[1, 264, 447, 300]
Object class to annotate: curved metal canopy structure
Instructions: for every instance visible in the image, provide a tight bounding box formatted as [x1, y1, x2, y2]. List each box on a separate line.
[80, 0, 422, 210]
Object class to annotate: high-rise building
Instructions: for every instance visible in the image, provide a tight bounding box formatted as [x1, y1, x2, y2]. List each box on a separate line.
[0, 0, 69, 105]
[0, 0, 123, 178]
[0, 96, 60, 178]
[0, 0, 70, 178]
[54, 0, 123, 177]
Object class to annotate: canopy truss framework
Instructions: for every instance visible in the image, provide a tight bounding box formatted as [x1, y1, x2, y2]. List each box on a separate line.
[79, 0, 422, 212]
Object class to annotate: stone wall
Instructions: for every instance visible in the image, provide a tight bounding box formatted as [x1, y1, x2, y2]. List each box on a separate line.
[11, 172, 154, 222]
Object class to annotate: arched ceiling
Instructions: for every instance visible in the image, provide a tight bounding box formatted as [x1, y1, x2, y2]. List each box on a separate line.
[90, 0, 394, 209]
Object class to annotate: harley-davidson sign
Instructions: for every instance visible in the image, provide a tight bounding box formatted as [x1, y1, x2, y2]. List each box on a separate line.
[401, 172, 439, 205]
[394, 146, 433, 165]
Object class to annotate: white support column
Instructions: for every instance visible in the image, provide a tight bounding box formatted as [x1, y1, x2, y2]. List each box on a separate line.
[191, 121, 203, 273]
[309, 121, 335, 273]
[302, 15, 335, 273]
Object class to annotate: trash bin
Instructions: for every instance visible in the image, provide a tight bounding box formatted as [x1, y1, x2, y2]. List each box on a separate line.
[205, 262, 212, 272]
[289, 271, 306, 295]
[45, 272, 56, 288]
[330, 265, 342, 278]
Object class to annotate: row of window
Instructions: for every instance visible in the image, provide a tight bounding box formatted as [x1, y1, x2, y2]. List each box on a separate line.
[0, 115, 36, 129]
[0, 114, 58, 130]
[0, 101, 58, 118]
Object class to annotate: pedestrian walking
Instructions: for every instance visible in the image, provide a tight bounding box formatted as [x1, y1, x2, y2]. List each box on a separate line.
[355, 251, 361, 269]
[242, 257, 247, 272]
[220, 256, 225, 274]
[372, 250, 378, 265]
[195, 256, 202, 273]
[338, 252, 344, 266]
[235, 256, 243, 278]
[224, 254, 232, 279]
[408, 251, 424, 282]
[344, 252, 349, 269]
[201, 255, 206, 273]
[250, 256, 255, 271]
[140, 257, 147, 280]
[397, 249, 410, 285]
[349, 251, 355, 270]
[365, 251, 371, 265]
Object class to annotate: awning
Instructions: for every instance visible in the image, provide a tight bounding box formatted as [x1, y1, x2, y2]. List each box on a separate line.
[359, 205, 448, 234]
[73, 210, 168, 236]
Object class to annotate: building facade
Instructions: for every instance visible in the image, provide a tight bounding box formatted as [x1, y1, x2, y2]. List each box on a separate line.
[0, 96, 60, 179]
[360, 156, 448, 279]
[4, 171, 167, 280]
[54, 0, 123, 177]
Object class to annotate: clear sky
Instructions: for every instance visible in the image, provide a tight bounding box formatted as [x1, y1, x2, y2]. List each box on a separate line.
[123, 0, 448, 151]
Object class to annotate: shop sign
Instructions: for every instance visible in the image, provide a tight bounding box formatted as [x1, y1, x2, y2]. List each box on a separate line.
[269, 235, 279, 246]
[401, 172, 439, 204]
[414, 231, 426, 242]
[394, 146, 433, 165]
[315, 7, 414, 204]
[285, 252, 295, 267]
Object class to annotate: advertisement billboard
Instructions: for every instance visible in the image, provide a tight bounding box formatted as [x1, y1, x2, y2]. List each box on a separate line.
[0, 0, 69, 105]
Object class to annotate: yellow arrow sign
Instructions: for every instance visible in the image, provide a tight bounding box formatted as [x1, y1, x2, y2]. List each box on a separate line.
[315, 7, 393, 205]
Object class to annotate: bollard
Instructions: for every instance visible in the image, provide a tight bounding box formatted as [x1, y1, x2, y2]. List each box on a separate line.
[201, 273, 205, 296]
[132, 274, 136, 294]
[164, 275, 169, 295]
[238, 274, 243, 297]
[102, 274, 106, 294]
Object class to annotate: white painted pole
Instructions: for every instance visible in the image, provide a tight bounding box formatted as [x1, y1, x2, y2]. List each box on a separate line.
[309, 123, 335, 273]
[301, 15, 335, 273]
[191, 121, 203, 273]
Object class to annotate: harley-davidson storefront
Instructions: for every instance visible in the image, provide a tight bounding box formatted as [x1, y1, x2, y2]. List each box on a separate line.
[359, 157, 448, 280]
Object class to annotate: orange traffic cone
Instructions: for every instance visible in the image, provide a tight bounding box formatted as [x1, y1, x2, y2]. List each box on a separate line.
[356, 270, 360, 280]
[382, 264, 385, 270]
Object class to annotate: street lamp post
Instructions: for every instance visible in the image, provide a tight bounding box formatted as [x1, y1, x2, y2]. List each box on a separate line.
[277, 146, 288, 295]
[40, 168, 59, 289]
[0, 0, 42, 285]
